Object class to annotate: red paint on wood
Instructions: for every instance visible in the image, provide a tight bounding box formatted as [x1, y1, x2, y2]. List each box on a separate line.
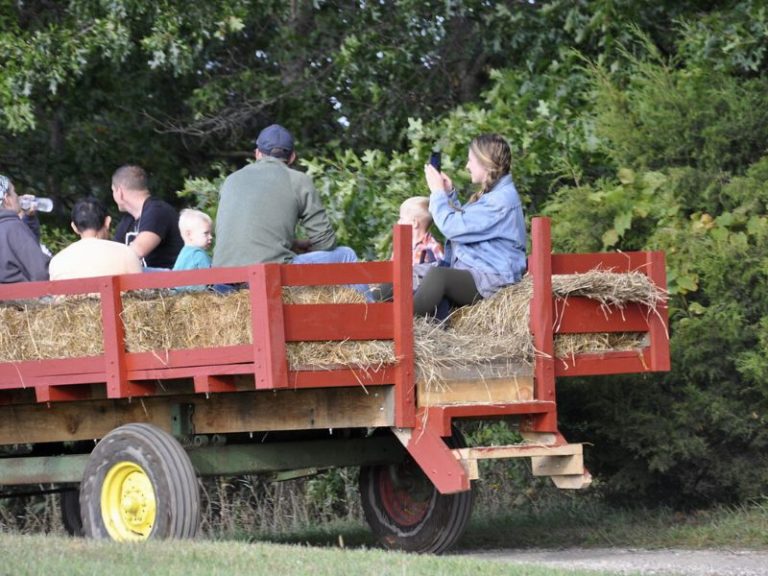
[288, 367, 396, 389]
[392, 224, 416, 428]
[249, 265, 288, 390]
[554, 298, 651, 333]
[552, 251, 654, 274]
[529, 218, 557, 409]
[401, 423, 470, 494]
[125, 345, 253, 372]
[283, 303, 393, 341]
[193, 374, 237, 394]
[36, 384, 94, 403]
[281, 261, 392, 286]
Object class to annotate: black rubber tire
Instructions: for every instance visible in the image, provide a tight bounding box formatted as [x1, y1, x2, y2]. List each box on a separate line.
[60, 486, 84, 537]
[80, 423, 200, 541]
[359, 428, 474, 554]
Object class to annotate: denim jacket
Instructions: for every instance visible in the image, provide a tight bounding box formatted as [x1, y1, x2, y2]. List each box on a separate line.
[429, 174, 526, 295]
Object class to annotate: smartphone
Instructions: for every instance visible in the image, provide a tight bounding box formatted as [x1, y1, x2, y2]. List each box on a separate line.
[429, 151, 441, 172]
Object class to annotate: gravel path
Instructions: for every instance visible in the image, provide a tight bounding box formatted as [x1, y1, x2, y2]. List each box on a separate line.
[463, 548, 768, 575]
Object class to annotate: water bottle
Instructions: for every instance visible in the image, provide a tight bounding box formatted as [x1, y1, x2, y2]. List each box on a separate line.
[19, 196, 54, 213]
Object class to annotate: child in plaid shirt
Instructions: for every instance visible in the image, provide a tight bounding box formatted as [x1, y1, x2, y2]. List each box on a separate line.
[398, 196, 444, 264]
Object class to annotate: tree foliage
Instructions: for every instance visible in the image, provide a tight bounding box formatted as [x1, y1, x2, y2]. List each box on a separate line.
[2, 1, 768, 507]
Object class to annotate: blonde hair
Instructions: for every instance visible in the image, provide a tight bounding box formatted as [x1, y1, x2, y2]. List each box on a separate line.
[178, 208, 212, 234]
[400, 196, 433, 227]
[468, 134, 512, 203]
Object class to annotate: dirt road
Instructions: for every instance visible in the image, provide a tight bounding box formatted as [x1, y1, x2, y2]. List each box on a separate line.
[463, 548, 768, 575]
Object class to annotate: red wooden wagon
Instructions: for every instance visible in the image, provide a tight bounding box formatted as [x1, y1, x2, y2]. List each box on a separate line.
[0, 217, 669, 553]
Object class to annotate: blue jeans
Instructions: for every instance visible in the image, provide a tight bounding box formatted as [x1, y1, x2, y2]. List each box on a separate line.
[292, 246, 357, 264]
[213, 247, 369, 298]
[293, 246, 370, 300]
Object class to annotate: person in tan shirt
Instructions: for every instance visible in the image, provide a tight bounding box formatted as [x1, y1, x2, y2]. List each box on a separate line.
[49, 197, 142, 280]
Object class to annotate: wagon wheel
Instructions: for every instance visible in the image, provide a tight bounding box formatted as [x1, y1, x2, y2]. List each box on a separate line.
[60, 486, 83, 537]
[79, 423, 200, 541]
[359, 427, 474, 554]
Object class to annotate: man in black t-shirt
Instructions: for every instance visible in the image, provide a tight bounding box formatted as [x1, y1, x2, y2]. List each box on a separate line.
[112, 165, 184, 269]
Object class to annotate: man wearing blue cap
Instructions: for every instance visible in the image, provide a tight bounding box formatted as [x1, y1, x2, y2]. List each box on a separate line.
[212, 124, 357, 267]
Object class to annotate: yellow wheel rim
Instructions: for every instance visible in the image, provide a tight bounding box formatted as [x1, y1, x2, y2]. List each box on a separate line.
[101, 461, 156, 541]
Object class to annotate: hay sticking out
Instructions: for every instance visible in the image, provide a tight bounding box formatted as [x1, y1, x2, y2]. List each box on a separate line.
[552, 270, 667, 309]
[414, 270, 664, 389]
[287, 340, 394, 370]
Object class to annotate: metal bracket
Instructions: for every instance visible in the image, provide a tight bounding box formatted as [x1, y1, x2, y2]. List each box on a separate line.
[170, 403, 195, 439]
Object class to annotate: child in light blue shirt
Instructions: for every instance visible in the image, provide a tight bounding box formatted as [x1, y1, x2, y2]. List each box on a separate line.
[172, 208, 213, 291]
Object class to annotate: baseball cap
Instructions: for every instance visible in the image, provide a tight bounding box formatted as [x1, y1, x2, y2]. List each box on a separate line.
[255, 124, 294, 158]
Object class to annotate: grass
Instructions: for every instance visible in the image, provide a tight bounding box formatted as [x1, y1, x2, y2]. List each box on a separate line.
[460, 499, 768, 550]
[246, 496, 768, 552]
[0, 534, 641, 576]
[1, 481, 766, 575]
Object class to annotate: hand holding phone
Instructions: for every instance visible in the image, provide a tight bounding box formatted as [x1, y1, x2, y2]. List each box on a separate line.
[429, 151, 441, 172]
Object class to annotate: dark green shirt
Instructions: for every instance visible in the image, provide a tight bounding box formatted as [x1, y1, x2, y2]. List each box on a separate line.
[212, 156, 336, 266]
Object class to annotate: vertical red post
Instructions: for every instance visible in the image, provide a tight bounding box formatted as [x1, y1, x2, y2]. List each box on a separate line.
[249, 264, 288, 390]
[529, 218, 557, 430]
[101, 276, 153, 398]
[392, 224, 416, 428]
[645, 251, 671, 372]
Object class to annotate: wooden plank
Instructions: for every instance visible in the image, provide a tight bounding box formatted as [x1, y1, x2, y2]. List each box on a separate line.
[456, 443, 582, 460]
[36, 384, 94, 403]
[193, 374, 237, 394]
[529, 218, 558, 433]
[288, 366, 396, 389]
[0, 357, 106, 391]
[394, 427, 470, 494]
[417, 376, 534, 406]
[392, 224, 416, 428]
[531, 454, 584, 476]
[555, 349, 654, 377]
[550, 472, 592, 489]
[283, 303, 394, 341]
[99, 274, 124, 399]
[249, 265, 288, 390]
[554, 298, 651, 333]
[187, 386, 396, 435]
[126, 362, 255, 383]
[416, 361, 533, 406]
[0, 386, 394, 445]
[551, 251, 654, 274]
[421, 402, 557, 436]
[119, 266, 253, 290]
[126, 345, 253, 372]
[645, 251, 671, 372]
[281, 261, 392, 286]
[0, 356, 104, 382]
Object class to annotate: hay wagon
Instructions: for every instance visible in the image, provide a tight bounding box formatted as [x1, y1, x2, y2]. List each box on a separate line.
[0, 217, 669, 553]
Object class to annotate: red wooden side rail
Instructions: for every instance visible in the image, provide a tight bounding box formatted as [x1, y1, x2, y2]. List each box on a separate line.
[0, 218, 667, 441]
[529, 217, 558, 432]
[531, 217, 670, 381]
[0, 226, 417, 431]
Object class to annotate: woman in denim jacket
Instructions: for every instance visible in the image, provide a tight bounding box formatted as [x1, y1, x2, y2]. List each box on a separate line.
[416, 133, 526, 316]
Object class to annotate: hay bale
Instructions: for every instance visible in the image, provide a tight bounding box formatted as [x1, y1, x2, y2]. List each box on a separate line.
[0, 298, 102, 362]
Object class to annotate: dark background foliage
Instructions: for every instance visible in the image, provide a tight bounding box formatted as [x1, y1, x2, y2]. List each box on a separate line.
[2, 0, 768, 507]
